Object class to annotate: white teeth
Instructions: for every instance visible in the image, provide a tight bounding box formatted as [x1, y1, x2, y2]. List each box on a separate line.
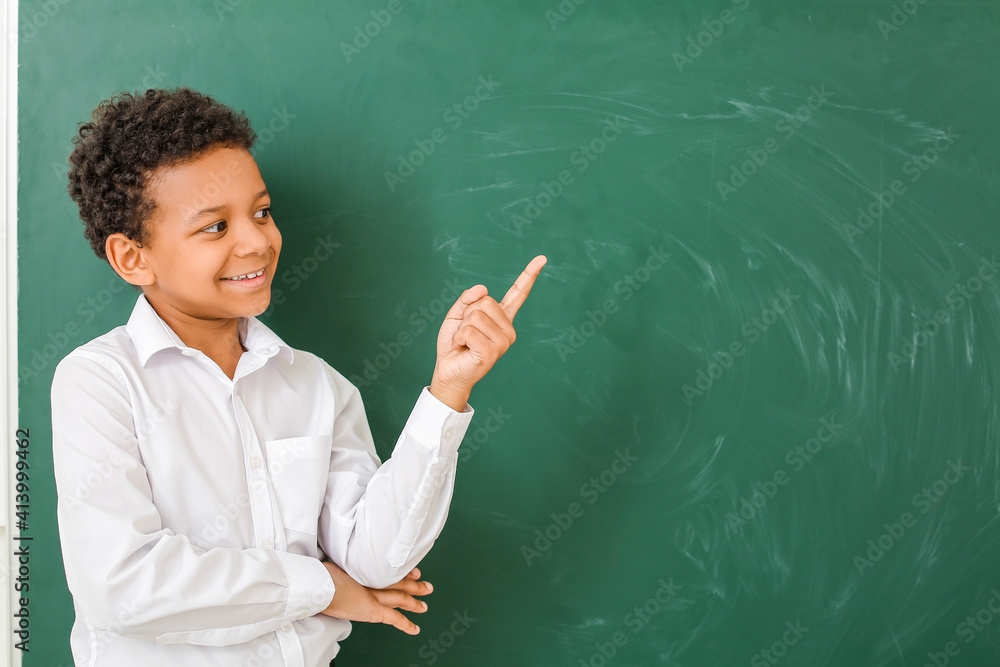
[227, 269, 264, 281]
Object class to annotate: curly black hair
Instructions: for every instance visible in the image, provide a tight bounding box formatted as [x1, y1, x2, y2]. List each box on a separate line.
[67, 87, 257, 263]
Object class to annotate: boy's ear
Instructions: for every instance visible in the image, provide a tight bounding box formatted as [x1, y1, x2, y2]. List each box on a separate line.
[106, 233, 154, 287]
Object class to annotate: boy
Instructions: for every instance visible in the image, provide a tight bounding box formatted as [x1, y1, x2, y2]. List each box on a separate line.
[51, 86, 545, 666]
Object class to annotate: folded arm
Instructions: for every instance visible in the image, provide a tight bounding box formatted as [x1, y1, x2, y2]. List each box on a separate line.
[317, 371, 473, 589]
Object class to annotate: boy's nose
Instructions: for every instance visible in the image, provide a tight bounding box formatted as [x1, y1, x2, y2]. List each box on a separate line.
[232, 218, 272, 254]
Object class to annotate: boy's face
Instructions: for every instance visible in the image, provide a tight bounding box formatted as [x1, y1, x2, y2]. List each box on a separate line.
[138, 145, 281, 320]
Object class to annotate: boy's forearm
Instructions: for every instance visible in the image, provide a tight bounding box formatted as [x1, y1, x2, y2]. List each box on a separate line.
[330, 456, 459, 588]
[320, 382, 474, 589]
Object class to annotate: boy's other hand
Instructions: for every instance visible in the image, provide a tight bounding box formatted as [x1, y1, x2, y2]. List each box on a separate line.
[319, 562, 432, 635]
[430, 255, 547, 411]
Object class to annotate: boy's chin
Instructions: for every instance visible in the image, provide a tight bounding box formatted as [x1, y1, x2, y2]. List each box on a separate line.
[216, 289, 272, 318]
[240, 295, 272, 318]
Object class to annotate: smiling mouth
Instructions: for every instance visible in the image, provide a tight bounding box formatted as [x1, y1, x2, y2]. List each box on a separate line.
[223, 267, 266, 281]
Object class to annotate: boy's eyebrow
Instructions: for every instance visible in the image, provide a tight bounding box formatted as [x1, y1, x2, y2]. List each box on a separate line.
[186, 189, 270, 225]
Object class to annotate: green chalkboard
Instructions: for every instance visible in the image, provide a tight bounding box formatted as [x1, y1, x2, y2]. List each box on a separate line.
[17, 0, 1000, 665]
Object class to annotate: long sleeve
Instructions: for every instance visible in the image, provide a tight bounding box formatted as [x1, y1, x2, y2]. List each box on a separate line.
[51, 353, 336, 646]
[318, 366, 474, 589]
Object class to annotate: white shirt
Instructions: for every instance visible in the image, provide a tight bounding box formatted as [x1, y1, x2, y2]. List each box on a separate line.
[50, 293, 474, 667]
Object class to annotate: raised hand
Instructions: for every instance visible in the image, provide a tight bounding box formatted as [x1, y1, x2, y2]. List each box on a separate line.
[319, 562, 433, 635]
[429, 255, 547, 411]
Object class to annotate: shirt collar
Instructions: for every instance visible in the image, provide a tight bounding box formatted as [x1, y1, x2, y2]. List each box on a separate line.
[125, 293, 295, 367]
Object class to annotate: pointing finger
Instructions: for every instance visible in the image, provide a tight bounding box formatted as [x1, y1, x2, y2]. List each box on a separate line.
[499, 255, 547, 322]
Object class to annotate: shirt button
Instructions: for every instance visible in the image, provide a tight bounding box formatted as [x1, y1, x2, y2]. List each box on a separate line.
[281, 624, 291, 632]
[297, 612, 309, 620]
[262, 540, 273, 549]
[181, 349, 198, 357]
[250, 455, 262, 468]
[444, 428, 455, 441]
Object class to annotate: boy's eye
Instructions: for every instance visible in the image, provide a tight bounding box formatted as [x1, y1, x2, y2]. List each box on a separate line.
[201, 208, 270, 234]
[204, 220, 227, 233]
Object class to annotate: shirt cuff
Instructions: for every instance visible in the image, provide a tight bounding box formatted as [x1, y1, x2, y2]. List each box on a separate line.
[401, 386, 475, 456]
[274, 551, 336, 626]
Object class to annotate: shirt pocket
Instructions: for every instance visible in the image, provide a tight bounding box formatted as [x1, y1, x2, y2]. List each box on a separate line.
[264, 435, 332, 536]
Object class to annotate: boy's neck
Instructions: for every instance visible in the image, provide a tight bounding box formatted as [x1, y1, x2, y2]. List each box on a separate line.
[144, 293, 247, 380]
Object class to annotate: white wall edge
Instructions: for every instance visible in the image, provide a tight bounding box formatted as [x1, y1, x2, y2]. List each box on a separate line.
[2, 0, 19, 665]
